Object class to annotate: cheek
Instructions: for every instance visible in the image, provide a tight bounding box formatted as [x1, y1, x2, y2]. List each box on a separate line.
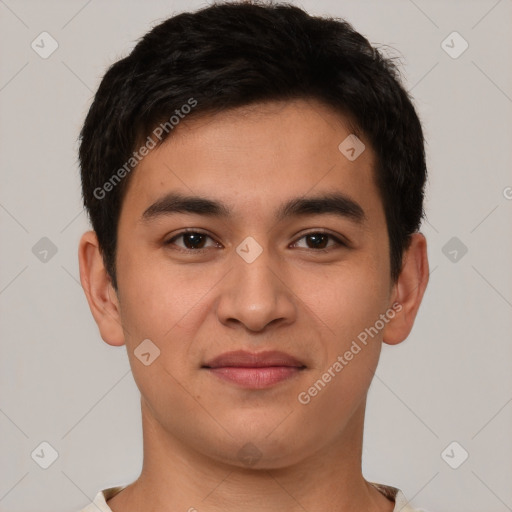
[115, 249, 225, 390]
[115, 255, 210, 406]
[295, 257, 390, 343]
[117, 249, 209, 338]
[290, 262, 386, 430]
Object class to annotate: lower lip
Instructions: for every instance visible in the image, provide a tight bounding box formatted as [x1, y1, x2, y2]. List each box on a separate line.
[206, 366, 303, 389]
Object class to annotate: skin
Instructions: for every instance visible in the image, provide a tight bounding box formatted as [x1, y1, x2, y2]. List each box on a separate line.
[79, 99, 429, 512]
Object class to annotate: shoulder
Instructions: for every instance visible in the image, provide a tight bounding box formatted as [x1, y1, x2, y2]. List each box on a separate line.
[76, 486, 127, 512]
[370, 482, 433, 512]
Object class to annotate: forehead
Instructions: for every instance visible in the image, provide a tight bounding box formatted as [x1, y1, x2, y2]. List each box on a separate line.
[120, 99, 381, 222]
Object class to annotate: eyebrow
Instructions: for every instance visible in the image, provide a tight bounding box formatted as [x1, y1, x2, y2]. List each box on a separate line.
[140, 191, 366, 224]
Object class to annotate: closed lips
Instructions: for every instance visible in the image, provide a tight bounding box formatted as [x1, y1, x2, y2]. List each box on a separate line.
[203, 350, 306, 369]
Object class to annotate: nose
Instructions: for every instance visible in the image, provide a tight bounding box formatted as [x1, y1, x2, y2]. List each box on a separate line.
[215, 247, 297, 333]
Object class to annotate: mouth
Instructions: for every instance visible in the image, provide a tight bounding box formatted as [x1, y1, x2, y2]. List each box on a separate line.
[202, 350, 307, 389]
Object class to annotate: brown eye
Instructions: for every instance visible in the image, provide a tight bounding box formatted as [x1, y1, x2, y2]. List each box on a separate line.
[180, 233, 207, 249]
[165, 231, 218, 251]
[305, 233, 329, 249]
[292, 232, 346, 250]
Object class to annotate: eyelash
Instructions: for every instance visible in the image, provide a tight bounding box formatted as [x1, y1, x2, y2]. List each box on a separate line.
[164, 229, 348, 253]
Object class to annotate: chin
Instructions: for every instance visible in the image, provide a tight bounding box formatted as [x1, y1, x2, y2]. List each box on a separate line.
[200, 428, 317, 471]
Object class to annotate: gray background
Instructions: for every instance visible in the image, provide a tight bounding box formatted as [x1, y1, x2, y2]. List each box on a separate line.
[1, 0, 511, 511]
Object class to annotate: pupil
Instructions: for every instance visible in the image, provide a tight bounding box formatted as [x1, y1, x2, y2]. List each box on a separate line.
[308, 234, 327, 249]
[185, 233, 204, 249]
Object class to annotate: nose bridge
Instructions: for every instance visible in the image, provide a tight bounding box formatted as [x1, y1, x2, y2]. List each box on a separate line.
[215, 241, 296, 331]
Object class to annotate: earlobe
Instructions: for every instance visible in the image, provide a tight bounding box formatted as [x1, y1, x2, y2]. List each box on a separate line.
[382, 233, 429, 346]
[78, 230, 125, 347]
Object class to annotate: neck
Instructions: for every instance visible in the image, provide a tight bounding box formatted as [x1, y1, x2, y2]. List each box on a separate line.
[108, 398, 394, 512]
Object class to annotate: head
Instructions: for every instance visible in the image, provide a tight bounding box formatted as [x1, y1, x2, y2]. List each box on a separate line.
[78, 2, 428, 469]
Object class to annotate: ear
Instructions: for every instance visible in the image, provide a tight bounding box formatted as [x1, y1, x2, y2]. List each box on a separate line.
[78, 230, 125, 346]
[382, 233, 429, 345]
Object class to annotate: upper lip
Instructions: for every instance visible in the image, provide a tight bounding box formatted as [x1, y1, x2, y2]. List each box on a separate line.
[203, 350, 306, 369]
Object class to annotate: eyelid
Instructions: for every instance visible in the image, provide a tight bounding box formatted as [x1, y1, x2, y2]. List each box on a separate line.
[290, 229, 349, 249]
[164, 229, 221, 250]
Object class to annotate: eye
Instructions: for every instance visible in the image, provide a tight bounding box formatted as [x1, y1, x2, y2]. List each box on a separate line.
[165, 230, 220, 251]
[291, 231, 346, 250]
[164, 230, 347, 252]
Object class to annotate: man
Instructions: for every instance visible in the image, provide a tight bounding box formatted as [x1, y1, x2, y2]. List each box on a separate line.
[77, 2, 430, 511]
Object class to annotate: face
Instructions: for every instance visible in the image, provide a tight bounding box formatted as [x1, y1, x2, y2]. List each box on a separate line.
[96, 99, 406, 468]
